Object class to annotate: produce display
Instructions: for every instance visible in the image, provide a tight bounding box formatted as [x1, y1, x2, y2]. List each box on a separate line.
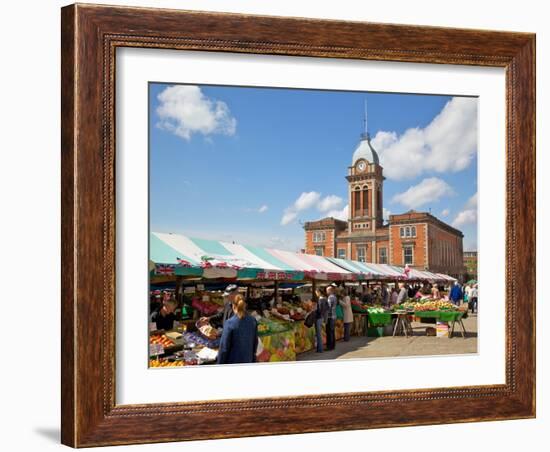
[195, 318, 221, 340]
[394, 299, 458, 312]
[351, 299, 369, 313]
[149, 359, 185, 368]
[256, 317, 293, 336]
[182, 331, 220, 349]
[414, 300, 457, 311]
[294, 321, 316, 354]
[367, 307, 393, 327]
[256, 329, 296, 362]
[191, 296, 222, 315]
[149, 333, 174, 348]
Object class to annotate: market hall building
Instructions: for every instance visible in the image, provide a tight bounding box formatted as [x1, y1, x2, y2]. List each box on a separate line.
[303, 131, 466, 280]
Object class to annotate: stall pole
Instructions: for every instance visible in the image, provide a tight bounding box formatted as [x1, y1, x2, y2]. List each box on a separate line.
[175, 276, 183, 304]
[311, 279, 317, 302]
[274, 280, 279, 304]
[246, 285, 251, 299]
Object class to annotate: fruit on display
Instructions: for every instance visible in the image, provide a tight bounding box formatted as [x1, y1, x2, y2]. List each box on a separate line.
[258, 323, 270, 334]
[395, 299, 458, 312]
[150, 334, 174, 348]
[149, 359, 184, 367]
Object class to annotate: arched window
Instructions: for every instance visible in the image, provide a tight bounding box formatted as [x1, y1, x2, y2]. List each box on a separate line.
[353, 187, 361, 216]
[411, 226, 416, 237]
[362, 185, 369, 214]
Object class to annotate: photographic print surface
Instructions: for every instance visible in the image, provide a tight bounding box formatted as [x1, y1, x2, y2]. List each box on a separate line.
[148, 83, 479, 367]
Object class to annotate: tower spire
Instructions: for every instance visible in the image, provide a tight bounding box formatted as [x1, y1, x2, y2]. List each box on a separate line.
[362, 99, 370, 140]
[364, 99, 368, 135]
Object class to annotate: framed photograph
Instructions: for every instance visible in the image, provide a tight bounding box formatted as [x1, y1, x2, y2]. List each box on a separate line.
[61, 3, 535, 447]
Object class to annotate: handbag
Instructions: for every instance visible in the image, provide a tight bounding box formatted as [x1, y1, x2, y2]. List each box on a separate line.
[304, 310, 316, 328]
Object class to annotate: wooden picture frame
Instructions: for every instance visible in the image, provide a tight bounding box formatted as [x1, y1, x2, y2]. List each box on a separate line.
[61, 3, 535, 447]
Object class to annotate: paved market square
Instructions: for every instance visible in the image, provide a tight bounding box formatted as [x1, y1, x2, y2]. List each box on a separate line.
[297, 313, 478, 361]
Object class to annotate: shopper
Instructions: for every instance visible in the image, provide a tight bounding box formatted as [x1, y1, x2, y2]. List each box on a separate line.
[464, 284, 472, 305]
[381, 284, 390, 307]
[339, 289, 354, 342]
[470, 284, 479, 314]
[431, 283, 441, 299]
[396, 282, 408, 304]
[326, 285, 338, 350]
[390, 288, 398, 305]
[314, 288, 328, 353]
[217, 294, 259, 364]
[150, 298, 178, 331]
[205, 284, 238, 328]
[449, 282, 463, 306]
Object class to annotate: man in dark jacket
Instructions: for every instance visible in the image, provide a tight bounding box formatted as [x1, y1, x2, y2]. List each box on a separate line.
[326, 285, 338, 351]
[205, 284, 239, 328]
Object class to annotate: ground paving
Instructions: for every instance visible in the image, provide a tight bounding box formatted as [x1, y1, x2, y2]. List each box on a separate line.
[296, 313, 478, 361]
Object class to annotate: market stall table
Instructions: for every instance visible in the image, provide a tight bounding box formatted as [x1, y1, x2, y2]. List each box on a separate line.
[413, 310, 467, 338]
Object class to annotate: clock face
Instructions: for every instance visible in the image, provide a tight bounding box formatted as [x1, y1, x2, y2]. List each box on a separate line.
[357, 161, 366, 172]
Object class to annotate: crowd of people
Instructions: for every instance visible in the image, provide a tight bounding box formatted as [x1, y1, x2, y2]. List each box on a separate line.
[149, 279, 479, 365]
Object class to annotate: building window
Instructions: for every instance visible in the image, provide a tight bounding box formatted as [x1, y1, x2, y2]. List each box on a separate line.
[312, 231, 326, 243]
[314, 246, 325, 256]
[400, 225, 417, 238]
[362, 187, 369, 214]
[354, 188, 361, 217]
[403, 245, 413, 265]
[337, 249, 346, 259]
[357, 246, 366, 262]
[379, 247, 388, 264]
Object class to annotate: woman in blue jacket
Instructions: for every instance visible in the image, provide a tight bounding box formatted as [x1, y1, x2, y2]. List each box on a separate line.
[217, 294, 259, 364]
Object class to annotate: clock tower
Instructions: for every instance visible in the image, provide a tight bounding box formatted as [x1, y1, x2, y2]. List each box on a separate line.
[346, 131, 384, 233]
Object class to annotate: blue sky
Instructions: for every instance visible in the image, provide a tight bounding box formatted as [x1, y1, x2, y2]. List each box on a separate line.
[149, 83, 478, 252]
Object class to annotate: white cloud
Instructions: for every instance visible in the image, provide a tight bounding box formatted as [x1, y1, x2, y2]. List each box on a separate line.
[371, 97, 477, 180]
[280, 210, 298, 226]
[383, 208, 391, 221]
[466, 192, 478, 209]
[325, 204, 349, 221]
[318, 195, 343, 212]
[243, 205, 269, 214]
[280, 191, 322, 225]
[441, 208, 450, 217]
[452, 209, 477, 228]
[156, 85, 237, 140]
[392, 177, 454, 209]
[294, 191, 321, 211]
[451, 191, 478, 229]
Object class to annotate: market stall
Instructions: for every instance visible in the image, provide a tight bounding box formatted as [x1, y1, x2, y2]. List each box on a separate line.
[148, 232, 461, 366]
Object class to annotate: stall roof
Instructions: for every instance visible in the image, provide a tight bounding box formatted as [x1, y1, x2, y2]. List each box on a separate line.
[150, 232, 457, 283]
[150, 232, 353, 281]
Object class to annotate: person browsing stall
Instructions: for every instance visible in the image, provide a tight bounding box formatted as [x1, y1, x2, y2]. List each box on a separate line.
[203, 284, 239, 328]
[326, 285, 338, 351]
[339, 288, 354, 342]
[314, 288, 328, 353]
[150, 298, 178, 331]
[396, 282, 408, 304]
[217, 294, 259, 364]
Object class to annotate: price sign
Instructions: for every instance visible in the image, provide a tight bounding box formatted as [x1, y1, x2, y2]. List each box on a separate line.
[149, 343, 164, 357]
[196, 284, 205, 290]
[149, 322, 157, 332]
